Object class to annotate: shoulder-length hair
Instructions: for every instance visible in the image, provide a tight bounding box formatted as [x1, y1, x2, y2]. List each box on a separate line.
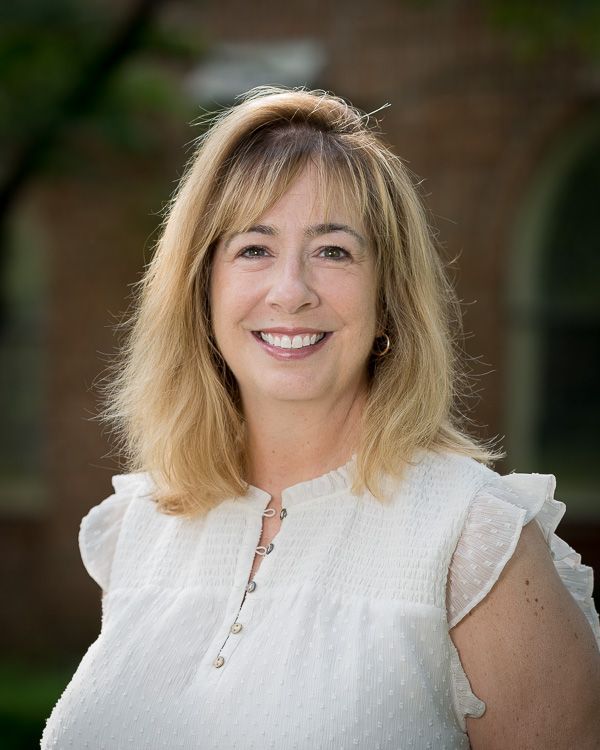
[99, 85, 504, 516]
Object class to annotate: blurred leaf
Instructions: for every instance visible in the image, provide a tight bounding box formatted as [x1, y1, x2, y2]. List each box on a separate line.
[483, 0, 600, 62]
[0, 4, 109, 143]
[69, 61, 196, 156]
[410, 0, 600, 62]
[136, 23, 207, 60]
[0, 0, 204, 180]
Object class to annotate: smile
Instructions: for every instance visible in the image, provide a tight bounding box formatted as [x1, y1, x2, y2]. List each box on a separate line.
[251, 330, 332, 360]
[257, 332, 326, 349]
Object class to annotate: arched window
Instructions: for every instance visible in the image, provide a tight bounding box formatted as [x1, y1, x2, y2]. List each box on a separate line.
[506, 114, 600, 521]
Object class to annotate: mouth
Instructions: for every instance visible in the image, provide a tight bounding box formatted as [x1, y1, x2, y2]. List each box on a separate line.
[252, 331, 329, 350]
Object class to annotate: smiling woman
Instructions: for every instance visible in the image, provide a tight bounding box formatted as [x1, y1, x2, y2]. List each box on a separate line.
[41, 87, 600, 749]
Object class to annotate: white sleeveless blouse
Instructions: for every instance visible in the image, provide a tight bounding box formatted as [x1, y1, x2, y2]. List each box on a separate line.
[41, 449, 600, 749]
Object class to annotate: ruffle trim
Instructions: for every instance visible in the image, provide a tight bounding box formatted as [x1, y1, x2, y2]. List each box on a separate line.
[447, 470, 600, 732]
[447, 489, 528, 630]
[79, 472, 154, 591]
[448, 639, 486, 731]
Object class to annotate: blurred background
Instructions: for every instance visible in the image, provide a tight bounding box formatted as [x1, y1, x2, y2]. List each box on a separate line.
[1, 0, 599, 746]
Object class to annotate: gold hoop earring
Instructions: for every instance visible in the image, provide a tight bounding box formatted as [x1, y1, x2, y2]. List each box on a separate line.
[372, 333, 391, 357]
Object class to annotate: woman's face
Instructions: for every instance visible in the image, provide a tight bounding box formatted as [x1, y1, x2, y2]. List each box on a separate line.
[209, 168, 379, 411]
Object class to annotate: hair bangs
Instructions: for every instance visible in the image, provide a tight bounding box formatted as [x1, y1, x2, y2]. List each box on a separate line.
[209, 126, 371, 245]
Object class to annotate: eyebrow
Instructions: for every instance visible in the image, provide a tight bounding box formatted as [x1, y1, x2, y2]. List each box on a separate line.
[224, 222, 366, 250]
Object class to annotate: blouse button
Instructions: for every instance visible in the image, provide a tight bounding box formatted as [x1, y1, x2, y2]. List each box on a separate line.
[246, 580, 257, 593]
[266, 543, 274, 554]
[213, 656, 225, 668]
[231, 622, 243, 634]
[280, 508, 287, 520]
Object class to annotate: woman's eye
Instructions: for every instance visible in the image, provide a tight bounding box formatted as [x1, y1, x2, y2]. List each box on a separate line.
[319, 246, 350, 260]
[239, 245, 269, 258]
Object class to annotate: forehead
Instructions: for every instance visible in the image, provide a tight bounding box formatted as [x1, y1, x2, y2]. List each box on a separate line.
[216, 161, 368, 242]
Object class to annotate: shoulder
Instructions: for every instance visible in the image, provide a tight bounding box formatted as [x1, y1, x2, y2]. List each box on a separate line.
[79, 471, 157, 592]
[80, 471, 157, 545]
[403, 447, 497, 496]
[450, 513, 600, 748]
[405, 448, 499, 528]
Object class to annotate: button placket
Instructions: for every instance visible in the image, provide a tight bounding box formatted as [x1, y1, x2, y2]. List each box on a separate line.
[249, 503, 285, 582]
[211, 502, 287, 670]
[252, 502, 285, 572]
[239, 501, 283, 602]
[212, 593, 257, 669]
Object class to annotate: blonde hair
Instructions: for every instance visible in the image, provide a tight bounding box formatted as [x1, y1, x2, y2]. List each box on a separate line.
[99, 86, 504, 516]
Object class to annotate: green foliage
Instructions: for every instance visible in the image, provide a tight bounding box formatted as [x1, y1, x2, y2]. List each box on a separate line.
[0, 0, 109, 144]
[410, 0, 600, 62]
[482, 0, 600, 62]
[0, 0, 205, 175]
[77, 61, 196, 153]
[0, 658, 78, 750]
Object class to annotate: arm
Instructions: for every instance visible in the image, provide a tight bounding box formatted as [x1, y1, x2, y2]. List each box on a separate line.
[449, 519, 600, 749]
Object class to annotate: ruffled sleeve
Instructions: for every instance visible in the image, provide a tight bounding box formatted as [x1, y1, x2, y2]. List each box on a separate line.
[445, 471, 600, 730]
[447, 472, 600, 644]
[79, 473, 151, 592]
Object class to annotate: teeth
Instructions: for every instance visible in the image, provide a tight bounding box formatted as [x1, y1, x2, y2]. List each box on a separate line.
[259, 332, 326, 349]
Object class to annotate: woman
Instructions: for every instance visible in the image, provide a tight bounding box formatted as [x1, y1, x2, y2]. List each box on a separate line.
[42, 87, 600, 749]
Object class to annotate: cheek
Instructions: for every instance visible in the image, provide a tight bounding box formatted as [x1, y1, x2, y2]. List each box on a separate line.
[210, 269, 257, 339]
[208, 267, 232, 343]
[338, 276, 378, 330]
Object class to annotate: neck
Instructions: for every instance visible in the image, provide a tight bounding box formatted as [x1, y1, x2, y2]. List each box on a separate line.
[242, 387, 367, 497]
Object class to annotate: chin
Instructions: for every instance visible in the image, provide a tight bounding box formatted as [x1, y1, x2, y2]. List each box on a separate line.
[243, 375, 329, 404]
[261, 386, 324, 403]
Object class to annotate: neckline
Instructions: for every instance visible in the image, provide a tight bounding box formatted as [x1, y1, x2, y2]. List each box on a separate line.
[234, 453, 358, 511]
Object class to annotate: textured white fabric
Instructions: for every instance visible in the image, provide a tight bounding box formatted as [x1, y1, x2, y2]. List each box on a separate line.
[41, 449, 600, 749]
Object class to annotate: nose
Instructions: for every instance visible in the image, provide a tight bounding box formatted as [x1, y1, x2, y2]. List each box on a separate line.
[264, 255, 319, 313]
